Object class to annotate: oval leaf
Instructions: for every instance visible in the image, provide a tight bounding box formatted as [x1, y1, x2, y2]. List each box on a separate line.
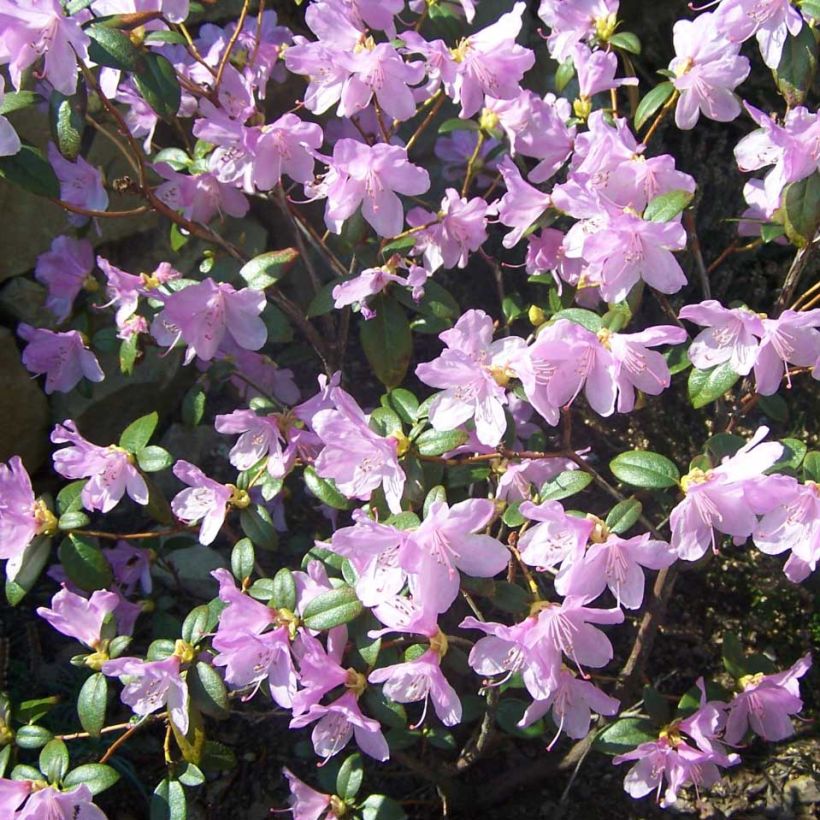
[539, 470, 593, 501]
[360, 295, 412, 388]
[239, 248, 299, 290]
[64, 763, 120, 795]
[77, 673, 108, 738]
[610, 451, 680, 489]
[302, 585, 363, 631]
[687, 362, 740, 408]
[634, 81, 674, 131]
[415, 428, 469, 457]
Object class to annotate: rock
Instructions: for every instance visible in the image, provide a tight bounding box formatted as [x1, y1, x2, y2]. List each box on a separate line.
[0, 327, 49, 470]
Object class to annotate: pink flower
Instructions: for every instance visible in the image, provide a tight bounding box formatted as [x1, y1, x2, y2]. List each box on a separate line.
[151, 278, 267, 363]
[0, 76, 21, 157]
[751, 477, 820, 583]
[51, 420, 149, 513]
[416, 309, 526, 447]
[494, 155, 552, 249]
[753, 309, 820, 395]
[517, 499, 594, 571]
[446, 2, 535, 118]
[170, 460, 233, 545]
[4, 781, 107, 820]
[519, 667, 619, 748]
[34, 235, 94, 322]
[214, 409, 286, 472]
[670, 427, 783, 560]
[106, 541, 152, 595]
[253, 113, 323, 189]
[399, 498, 508, 613]
[289, 690, 389, 762]
[370, 647, 462, 727]
[724, 654, 812, 744]
[153, 164, 249, 224]
[18, 324, 104, 394]
[0, 0, 90, 95]
[314, 139, 430, 237]
[282, 768, 338, 820]
[496, 456, 578, 504]
[48, 143, 109, 226]
[103, 654, 190, 733]
[407, 189, 489, 271]
[37, 586, 120, 648]
[679, 300, 764, 375]
[669, 12, 750, 130]
[572, 43, 638, 100]
[312, 388, 406, 514]
[557, 531, 677, 609]
[0, 457, 42, 566]
[332, 260, 407, 317]
[538, 0, 620, 61]
[715, 0, 804, 68]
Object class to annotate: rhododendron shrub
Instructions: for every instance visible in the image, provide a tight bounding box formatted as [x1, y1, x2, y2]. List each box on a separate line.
[0, 0, 817, 817]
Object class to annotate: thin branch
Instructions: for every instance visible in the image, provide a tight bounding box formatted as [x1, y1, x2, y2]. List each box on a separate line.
[214, 0, 250, 91]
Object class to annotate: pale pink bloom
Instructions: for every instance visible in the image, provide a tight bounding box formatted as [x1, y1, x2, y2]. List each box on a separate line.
[103, 654, 190, 733]
[715, 0, 804, 68]
[48, 143, 109, 226]
[52, 419, 149, 513]
[416, 309, 526, 447]
[0, 456, 40, 565]
[669, 12, 750, 129]
[37, 586, 120, 648]
[724, 654, 812, 744]
[313, 139, 430, 237]
[517, 499, 594, 571]
[738, 178, 783, 239]
[214, 409, 285, 471]
[556, 532, 677, 609]
[572, 43, 638, 99]
[253, 112, 323, 188]
[312, 387, 406, 514]
[369, 648, 462, 727]
[434, 129, 501, 189]
[445, 2, 535, 118]
[151, 278, 266, 363]
[0, 76, 21, 156]
[494, 155, 551, 248]
[12, 782, 107, 820]
[519, 666, 619, 748]
[538, 0, 620, 61]
[34, 235, 94, 322]
[106, 541, 152, 595]
[18, 324, 104, 394]
[407, 189, 489, 271]
[753, 309, 820, 395]
[96, 256, 150, 327]
[679, 300, 764, 375]
[496, 457, 578, 503]
[170, 460, 232, 545]
[670, 427, 783, 560]
[0, 0, 90, 95]
[282, 768, 337, 820]
[332, 262, 407, 317]
[153, 164, 249, 224]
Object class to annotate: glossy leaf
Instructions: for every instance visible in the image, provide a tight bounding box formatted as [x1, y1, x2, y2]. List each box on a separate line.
[302, 585, 363, 631]
[610, 450, 680, 489]
[360, 295, 412, 388]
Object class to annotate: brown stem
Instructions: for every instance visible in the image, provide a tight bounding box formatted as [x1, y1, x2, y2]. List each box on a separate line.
[683, 210, 711, 299]
[98, 715, 159, 764]
[404, 91, 445, 153]
[213, 0, 250, 90]
[49, 200, 150, 219]
[773, 237, 818, 317]
[642, 90, 679, 145]
[461, 131, 485, 198]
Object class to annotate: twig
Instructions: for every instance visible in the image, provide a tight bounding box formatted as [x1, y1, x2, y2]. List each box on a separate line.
[773, 237, 818, 317]
[98, 716, 156, 764]
[404, 91, 445, 153]
[214, 0, 250, 91]
[641, 90, 679, 145]
[461, 131, 486, 198]
[684, 210, 711, 299]
[49, 200, 151, 219]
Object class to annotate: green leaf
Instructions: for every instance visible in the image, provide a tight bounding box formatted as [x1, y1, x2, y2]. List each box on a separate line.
[59, 535, 113, 592]
[688, 363, 740, 408]
[135, 53, 181, 120]
[593, 718, 657, 755]
[77, 673, 108, 738]
[144, 30, 187, 45]
[722, 632, 746, 679]
[14, 724, 53, 749]
[438, 118, 479, 133]
[64, 763, 120, 795]
[705, 433, 744, 464]
[230, 538, 255, 581]
[239, 248, 299, 289]
[360, 295, 412, 388]
[39, 739, 69, 784]
[0, 143, 61, 198]
[610, 451, 680, 489]
[555, 57, 575, 93]
[553, 308, 602, 332]
[760, 222, 786, 243]
[119, 412, 158, 452]
[783, 171, 820, 248]
[151, 778, 187, 820]
[801, 0, 820, 21]
[59, 510, 91, 531]
[774, 23, 817, 107]
[361, 794, 407, 820]
[757, 393, 788, 422]
[634, 81, 674, 131]
[395, 279, 459, 321]
[539, 470, 593, 501]
[303, 466, 352, 510]
[302, 585, 363, 631]
[0, 91, 40, 115]
[16, 695, 59, 724]
[380, 234, 417, 255]
[491, 581, 529, 616]
[771, 437, 807, 472]
[336, 754, 363, 801]
[370, 406, 403, 438]
[664, 344, 690, 376]
[6, 536, 51, 606]
[605, 498, 643, 534]
[676, 681, 731, 718]
[50, 91, 85, 161]
[119, 333, 138, 376]
[239, 505, 278, 551]
[803, 451, 820, 482]
[415, 428, 469, 456]
[385, 388, 419, 424]
[642, 685, 671, 726]
[502, 502, 525, 528]
[609, 31, 641, 54]
[177, 763, 205, 786]
[271, 567, 297, 611]
[182, 383, 205, 426]
[199, 740, 236, 774]
[181, 605, 212, 645]
[57, 481, 86, 515]
[643, 189, 694, 222]
[87, 24, 145, 71]
[423, 485, 447, 518]
[137, 445, 172, 472]
[495, 699, 544, 739]
[502, 292, 526, 323]
[188, 661, 229, 719]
